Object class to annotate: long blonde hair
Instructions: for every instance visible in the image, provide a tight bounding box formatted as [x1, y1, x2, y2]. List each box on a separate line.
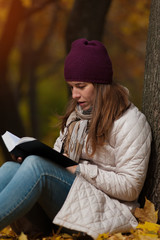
[61, 82, 130, 156]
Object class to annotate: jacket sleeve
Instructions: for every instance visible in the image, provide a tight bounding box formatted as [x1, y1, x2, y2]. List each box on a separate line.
[79, 109, 152, 202]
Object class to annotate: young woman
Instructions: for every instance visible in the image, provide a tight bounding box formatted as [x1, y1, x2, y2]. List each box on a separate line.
[0, 39, 151, 239]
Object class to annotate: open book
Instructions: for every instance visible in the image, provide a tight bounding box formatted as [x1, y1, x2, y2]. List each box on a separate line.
[1, 131, 77, 167]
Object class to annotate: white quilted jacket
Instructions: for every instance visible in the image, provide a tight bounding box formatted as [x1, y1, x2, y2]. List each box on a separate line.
[53, 104, 152, 239]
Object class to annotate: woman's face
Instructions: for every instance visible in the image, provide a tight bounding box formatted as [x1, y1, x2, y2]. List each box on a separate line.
[68, 81, 95, 110]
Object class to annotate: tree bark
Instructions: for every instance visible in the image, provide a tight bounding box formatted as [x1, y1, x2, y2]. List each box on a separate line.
[139, 0, 160, 221]
[65, 0, 112, 52]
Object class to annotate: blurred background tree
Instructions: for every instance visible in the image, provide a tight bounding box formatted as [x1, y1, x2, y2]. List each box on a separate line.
[0, 0, 150, 163]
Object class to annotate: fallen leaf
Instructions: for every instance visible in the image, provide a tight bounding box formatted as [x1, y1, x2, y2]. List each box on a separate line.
[53, 233, 73, 240]
[134, 198, 158, 223]
[96, 232, 110, 239]
[0, 226, 17, 239]
[18, 232, 28, 240]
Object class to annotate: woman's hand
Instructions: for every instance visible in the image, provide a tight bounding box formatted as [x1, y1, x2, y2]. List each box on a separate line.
[63, 153, 68, 157]
[66, 165, 77, 174]
[11, 154, 23, 163]
[63, 153, 78, 174]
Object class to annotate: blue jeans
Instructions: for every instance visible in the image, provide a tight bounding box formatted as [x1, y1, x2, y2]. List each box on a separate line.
[0, 155, 76, 230]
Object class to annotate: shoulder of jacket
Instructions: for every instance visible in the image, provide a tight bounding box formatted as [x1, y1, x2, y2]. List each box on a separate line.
[118, 103, 146, 122]
[112, 103, 150, 134]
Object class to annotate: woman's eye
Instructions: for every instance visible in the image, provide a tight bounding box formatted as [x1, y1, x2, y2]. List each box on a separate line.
[69, 85, 86, 90]
[78, 85, 85, 89]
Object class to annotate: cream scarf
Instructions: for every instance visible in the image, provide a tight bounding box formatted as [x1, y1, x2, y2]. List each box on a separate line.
[63, 105, 92, 163]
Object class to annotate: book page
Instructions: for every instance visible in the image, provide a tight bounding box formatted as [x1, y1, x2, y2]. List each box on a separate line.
[18, 136, 36, 144]
[2, 131, 77, 167]
[2, 131, 35, 152]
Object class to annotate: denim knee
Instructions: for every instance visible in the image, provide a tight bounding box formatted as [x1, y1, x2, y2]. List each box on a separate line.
[21, 155, 44, 176]
[23, 155, 40, 167]
[0, 161, 20, 192]
[1, 161, 20, 170]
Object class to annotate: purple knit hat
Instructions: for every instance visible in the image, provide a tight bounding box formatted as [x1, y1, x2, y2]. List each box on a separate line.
[64, 38, 113, 84]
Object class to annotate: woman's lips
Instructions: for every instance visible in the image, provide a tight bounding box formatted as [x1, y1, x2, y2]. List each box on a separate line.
[78, 102, 85, 106]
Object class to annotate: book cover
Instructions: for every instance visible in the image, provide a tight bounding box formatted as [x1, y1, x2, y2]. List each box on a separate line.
[1, 131, 77, 167]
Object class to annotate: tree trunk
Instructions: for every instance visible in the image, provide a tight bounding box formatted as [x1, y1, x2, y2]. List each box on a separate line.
[65, 0, 112, 52]
[0, 0, 27, 136]
[139, 0, 160, 221]
[0, 0, 27, 160]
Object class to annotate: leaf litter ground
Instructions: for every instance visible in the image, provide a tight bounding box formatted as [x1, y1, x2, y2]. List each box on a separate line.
[0, 198, 160, 240]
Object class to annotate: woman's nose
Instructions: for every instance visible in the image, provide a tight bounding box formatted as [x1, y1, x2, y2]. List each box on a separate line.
[72, 88, 80, 99]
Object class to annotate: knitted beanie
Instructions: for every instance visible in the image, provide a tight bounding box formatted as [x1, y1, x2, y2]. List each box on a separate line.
[64, 38, 113, 84]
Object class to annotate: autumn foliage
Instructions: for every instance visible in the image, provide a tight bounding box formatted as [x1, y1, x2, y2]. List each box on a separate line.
[0, 0, 150, 150]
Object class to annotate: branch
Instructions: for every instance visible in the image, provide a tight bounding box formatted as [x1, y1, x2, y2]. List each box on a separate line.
[35, 2, 60, 57]
[23, 0, 58, 19]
